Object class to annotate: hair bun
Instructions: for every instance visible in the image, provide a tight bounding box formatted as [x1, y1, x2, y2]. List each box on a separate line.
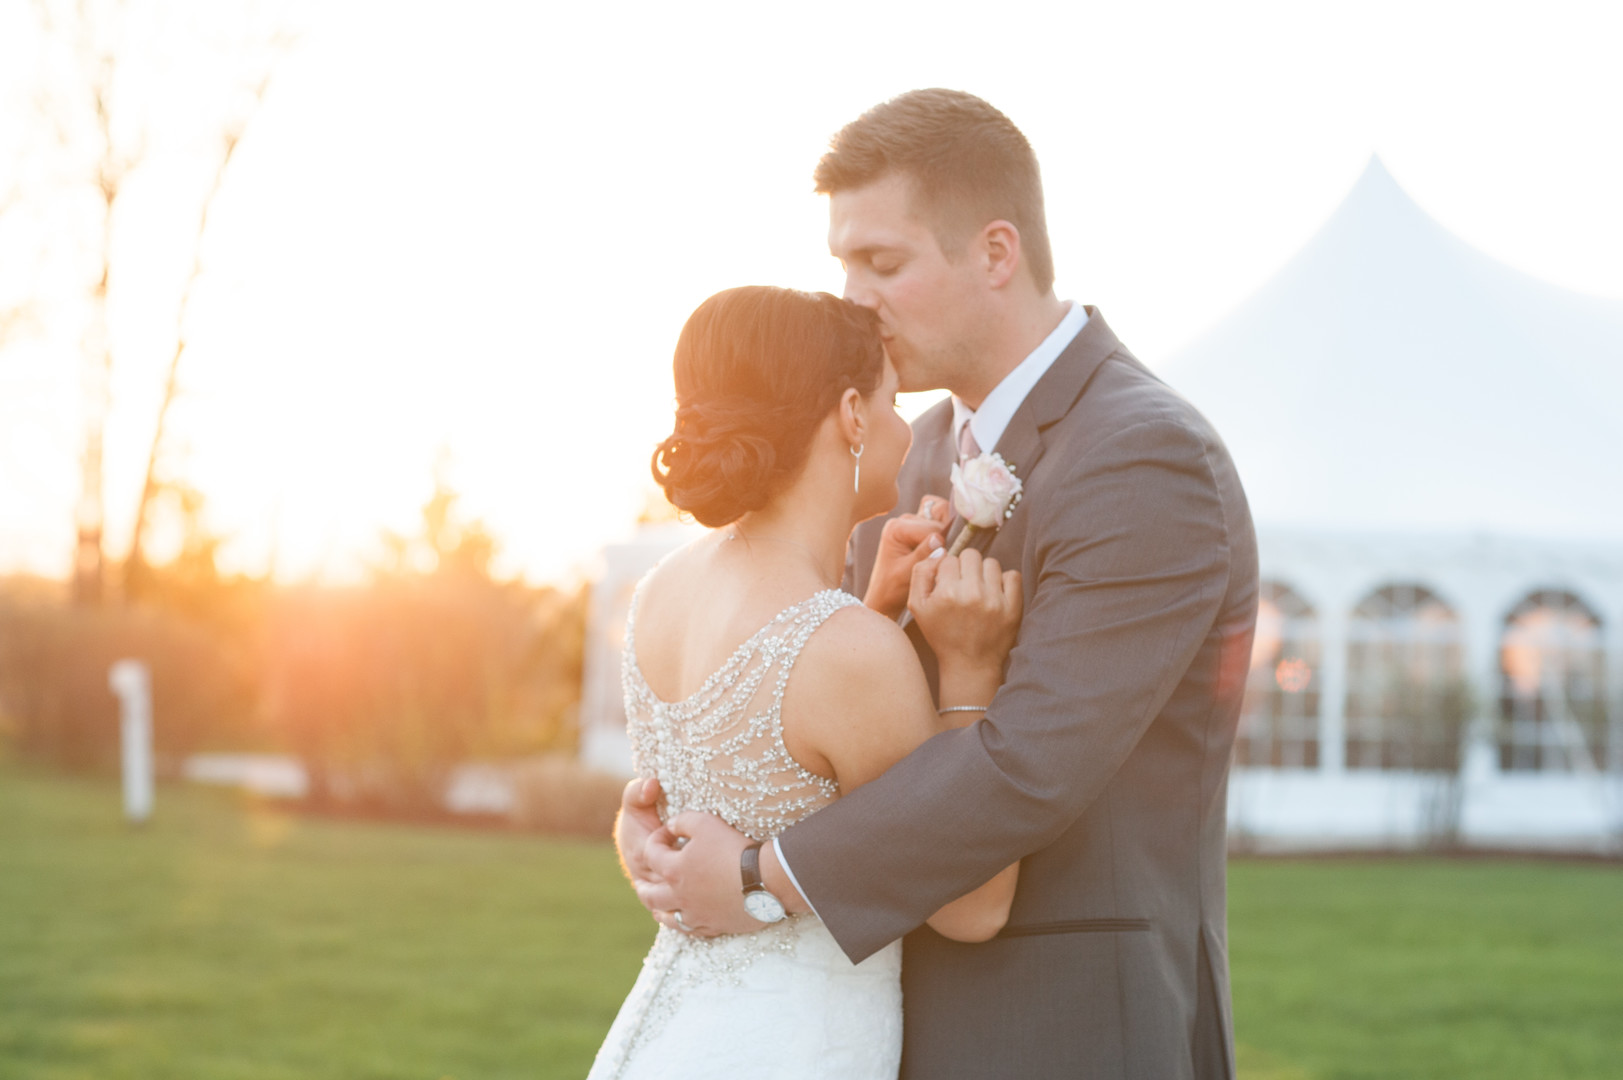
[650, 286, 885, 529]
[653, 403, 781, 527]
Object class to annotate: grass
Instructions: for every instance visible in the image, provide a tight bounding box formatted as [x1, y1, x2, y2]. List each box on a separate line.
[1228, 856, 1623, 1079]
[2, 764, 1619, 1079]
[0, 765, 649, 1079]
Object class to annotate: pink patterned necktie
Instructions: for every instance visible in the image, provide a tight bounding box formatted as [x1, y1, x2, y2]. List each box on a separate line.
[957, 420, 981, 463]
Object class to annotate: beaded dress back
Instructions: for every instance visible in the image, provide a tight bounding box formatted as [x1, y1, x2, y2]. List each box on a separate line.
[622, 585, 861, 840]
[587, 584, 894, 1080]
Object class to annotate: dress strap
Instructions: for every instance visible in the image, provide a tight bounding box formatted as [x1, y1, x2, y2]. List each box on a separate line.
[767, 590, 865, 698]
[780, 590, 865, 657]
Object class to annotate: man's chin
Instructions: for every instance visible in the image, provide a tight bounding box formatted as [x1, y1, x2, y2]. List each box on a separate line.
[894, 366, 930, 395]
[898, 380, 946, 396]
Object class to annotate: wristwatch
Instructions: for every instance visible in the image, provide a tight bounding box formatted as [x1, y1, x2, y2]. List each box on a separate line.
[741, 842, 787, 924]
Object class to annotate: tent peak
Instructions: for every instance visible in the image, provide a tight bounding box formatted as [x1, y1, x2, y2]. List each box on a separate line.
[1339, 153, 1425, 221]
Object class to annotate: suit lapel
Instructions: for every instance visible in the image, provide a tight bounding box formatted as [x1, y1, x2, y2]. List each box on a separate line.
[995, 306, 1121, 478]
[977, 307, 1123, 565]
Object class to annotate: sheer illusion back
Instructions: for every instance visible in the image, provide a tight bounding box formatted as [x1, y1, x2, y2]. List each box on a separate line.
[588, 579, 901, 1080]
[622, 584, 862, 839]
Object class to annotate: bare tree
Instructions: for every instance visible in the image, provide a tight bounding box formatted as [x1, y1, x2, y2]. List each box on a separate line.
[29, 0, 148, 605]
[5, 0, 294, 605]
[123, 60, 284, 600]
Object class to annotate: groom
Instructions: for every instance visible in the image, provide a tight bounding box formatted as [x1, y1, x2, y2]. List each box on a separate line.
[621, 89, 1257, 1079]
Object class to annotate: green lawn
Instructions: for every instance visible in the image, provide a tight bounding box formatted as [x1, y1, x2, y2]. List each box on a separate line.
[2, 766, 1619, 1079]
[1229, 856, 1623, 1079]
[0, 767, 649, 1079]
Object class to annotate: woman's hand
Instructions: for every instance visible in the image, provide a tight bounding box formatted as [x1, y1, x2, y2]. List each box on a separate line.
[907, 548, 1023, 675]
[863, 495, 950, 619]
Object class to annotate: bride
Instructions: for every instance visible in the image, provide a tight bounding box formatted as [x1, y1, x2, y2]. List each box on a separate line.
[586, 286, 1022, 1080]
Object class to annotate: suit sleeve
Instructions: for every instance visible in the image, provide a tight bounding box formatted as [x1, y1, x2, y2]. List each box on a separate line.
[777, 416, 1235, 962]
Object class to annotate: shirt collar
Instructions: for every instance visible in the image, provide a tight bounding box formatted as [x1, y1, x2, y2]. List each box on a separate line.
[952, 301, 1089, 455]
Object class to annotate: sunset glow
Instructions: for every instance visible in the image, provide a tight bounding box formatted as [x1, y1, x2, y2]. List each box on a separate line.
[3, 1, 1620, 585]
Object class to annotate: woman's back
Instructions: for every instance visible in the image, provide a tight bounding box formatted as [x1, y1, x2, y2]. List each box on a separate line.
[629, 533, 939, 799]
[631, 535, 837, 709]
[589, 539, 903, 1080]
[622, 537, 858, 838]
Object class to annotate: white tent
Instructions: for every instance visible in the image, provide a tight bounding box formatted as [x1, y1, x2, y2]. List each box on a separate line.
[1159, 157, 1623, 540]
[1157, 159, 1623, 851]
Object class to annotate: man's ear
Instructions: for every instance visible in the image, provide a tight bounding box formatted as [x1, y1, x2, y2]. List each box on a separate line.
[982, 220, 1022, 289]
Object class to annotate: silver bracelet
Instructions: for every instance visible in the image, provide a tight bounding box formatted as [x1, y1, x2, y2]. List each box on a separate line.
[938, 705, 989, 714]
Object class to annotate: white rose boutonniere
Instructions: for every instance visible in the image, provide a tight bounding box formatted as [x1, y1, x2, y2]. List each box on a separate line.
[947, 451, 1023, 556]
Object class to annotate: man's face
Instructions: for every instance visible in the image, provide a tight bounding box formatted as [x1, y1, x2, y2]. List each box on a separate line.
[828, 173, 985, 395]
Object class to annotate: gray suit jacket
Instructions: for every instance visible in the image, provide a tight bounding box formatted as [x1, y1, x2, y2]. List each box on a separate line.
[781, 309, 1257, 1079]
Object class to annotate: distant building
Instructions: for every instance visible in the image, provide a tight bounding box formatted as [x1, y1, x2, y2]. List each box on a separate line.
[580, 159, 1623, 852]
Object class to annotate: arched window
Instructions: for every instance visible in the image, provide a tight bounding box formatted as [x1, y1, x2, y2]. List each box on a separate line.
[1345, 583, 1467, 770]
[1236, 581, 1320, 767]
[1498, 589, 1608, 772]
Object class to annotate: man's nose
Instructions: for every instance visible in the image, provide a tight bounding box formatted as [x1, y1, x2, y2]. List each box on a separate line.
[843, 276, 878, 309]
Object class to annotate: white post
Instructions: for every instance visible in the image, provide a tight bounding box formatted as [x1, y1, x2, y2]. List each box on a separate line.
[109, 659, 154, 825]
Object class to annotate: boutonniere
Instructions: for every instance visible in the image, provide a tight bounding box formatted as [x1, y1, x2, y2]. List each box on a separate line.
[947, 451, 1023, 555]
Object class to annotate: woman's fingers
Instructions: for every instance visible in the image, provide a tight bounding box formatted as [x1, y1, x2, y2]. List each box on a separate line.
[1003, 569, 1024, 618]
[911, 531, 943, 561]
[918, 494, 951, 525]
[981, 554, 1003, 596]
[952, 550, 982, 602]
[917, 552, 1026, 623]
[885, 512, 947, 550]
[909, 550, 942, 607]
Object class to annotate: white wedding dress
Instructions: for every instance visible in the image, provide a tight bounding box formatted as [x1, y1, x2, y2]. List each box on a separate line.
[585, 586, 903, 1080]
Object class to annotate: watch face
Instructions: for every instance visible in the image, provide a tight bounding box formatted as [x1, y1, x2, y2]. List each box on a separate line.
[743, 889, 786, 923]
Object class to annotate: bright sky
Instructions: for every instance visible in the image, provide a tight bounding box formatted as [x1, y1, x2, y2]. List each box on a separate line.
[1, 0, 1620, 584]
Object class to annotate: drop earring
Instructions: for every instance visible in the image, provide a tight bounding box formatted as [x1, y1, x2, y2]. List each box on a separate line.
[850, 443, 864, 494]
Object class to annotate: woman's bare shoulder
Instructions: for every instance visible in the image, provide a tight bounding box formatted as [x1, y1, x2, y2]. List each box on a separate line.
[783, 601, 936, 789]
[631, 535, 712, 608]
[805, 601, 917, 668]
[791, 602, 929, 712]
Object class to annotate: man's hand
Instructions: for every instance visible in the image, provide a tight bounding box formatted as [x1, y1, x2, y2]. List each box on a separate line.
[614, 777, 664, 889]
[864, 495, 950, 619]
[637, 812, 763, 936]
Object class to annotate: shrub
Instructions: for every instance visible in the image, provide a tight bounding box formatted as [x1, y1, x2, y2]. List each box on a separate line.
[0, 589, 256, 773]
[509, 754, 625, 838]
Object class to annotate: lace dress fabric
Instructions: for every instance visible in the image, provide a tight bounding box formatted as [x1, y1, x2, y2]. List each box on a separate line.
[585, 586, 903, 1080]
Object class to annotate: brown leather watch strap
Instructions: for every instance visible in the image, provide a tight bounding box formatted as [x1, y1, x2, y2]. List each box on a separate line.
[741, 841, 766, 891]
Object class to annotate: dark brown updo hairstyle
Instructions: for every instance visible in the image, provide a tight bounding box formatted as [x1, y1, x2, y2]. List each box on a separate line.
[652, 287, 885, 527]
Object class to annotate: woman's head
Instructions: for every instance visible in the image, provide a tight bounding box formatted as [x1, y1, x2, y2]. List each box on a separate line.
[652, 286, 897, 527]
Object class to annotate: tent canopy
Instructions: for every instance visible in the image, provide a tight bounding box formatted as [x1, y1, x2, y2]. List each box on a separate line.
[1157, 157, 1623, 539]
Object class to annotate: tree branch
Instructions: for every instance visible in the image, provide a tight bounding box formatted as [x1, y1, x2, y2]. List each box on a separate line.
[125, 45, 290, 588]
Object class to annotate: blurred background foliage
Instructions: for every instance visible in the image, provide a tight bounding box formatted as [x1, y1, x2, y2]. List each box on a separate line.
[0, 474, 592, 821]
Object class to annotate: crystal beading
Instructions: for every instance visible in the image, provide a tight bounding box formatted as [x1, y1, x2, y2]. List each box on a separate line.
[601, 585, 861, 1073]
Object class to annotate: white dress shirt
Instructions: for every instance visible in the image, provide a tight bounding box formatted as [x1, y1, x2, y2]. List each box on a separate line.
[951, 300, 1089, 457]
[773, 301, 1090, 915]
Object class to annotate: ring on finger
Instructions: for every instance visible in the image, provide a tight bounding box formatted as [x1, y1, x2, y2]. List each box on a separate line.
[673, 910, 692, 933]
